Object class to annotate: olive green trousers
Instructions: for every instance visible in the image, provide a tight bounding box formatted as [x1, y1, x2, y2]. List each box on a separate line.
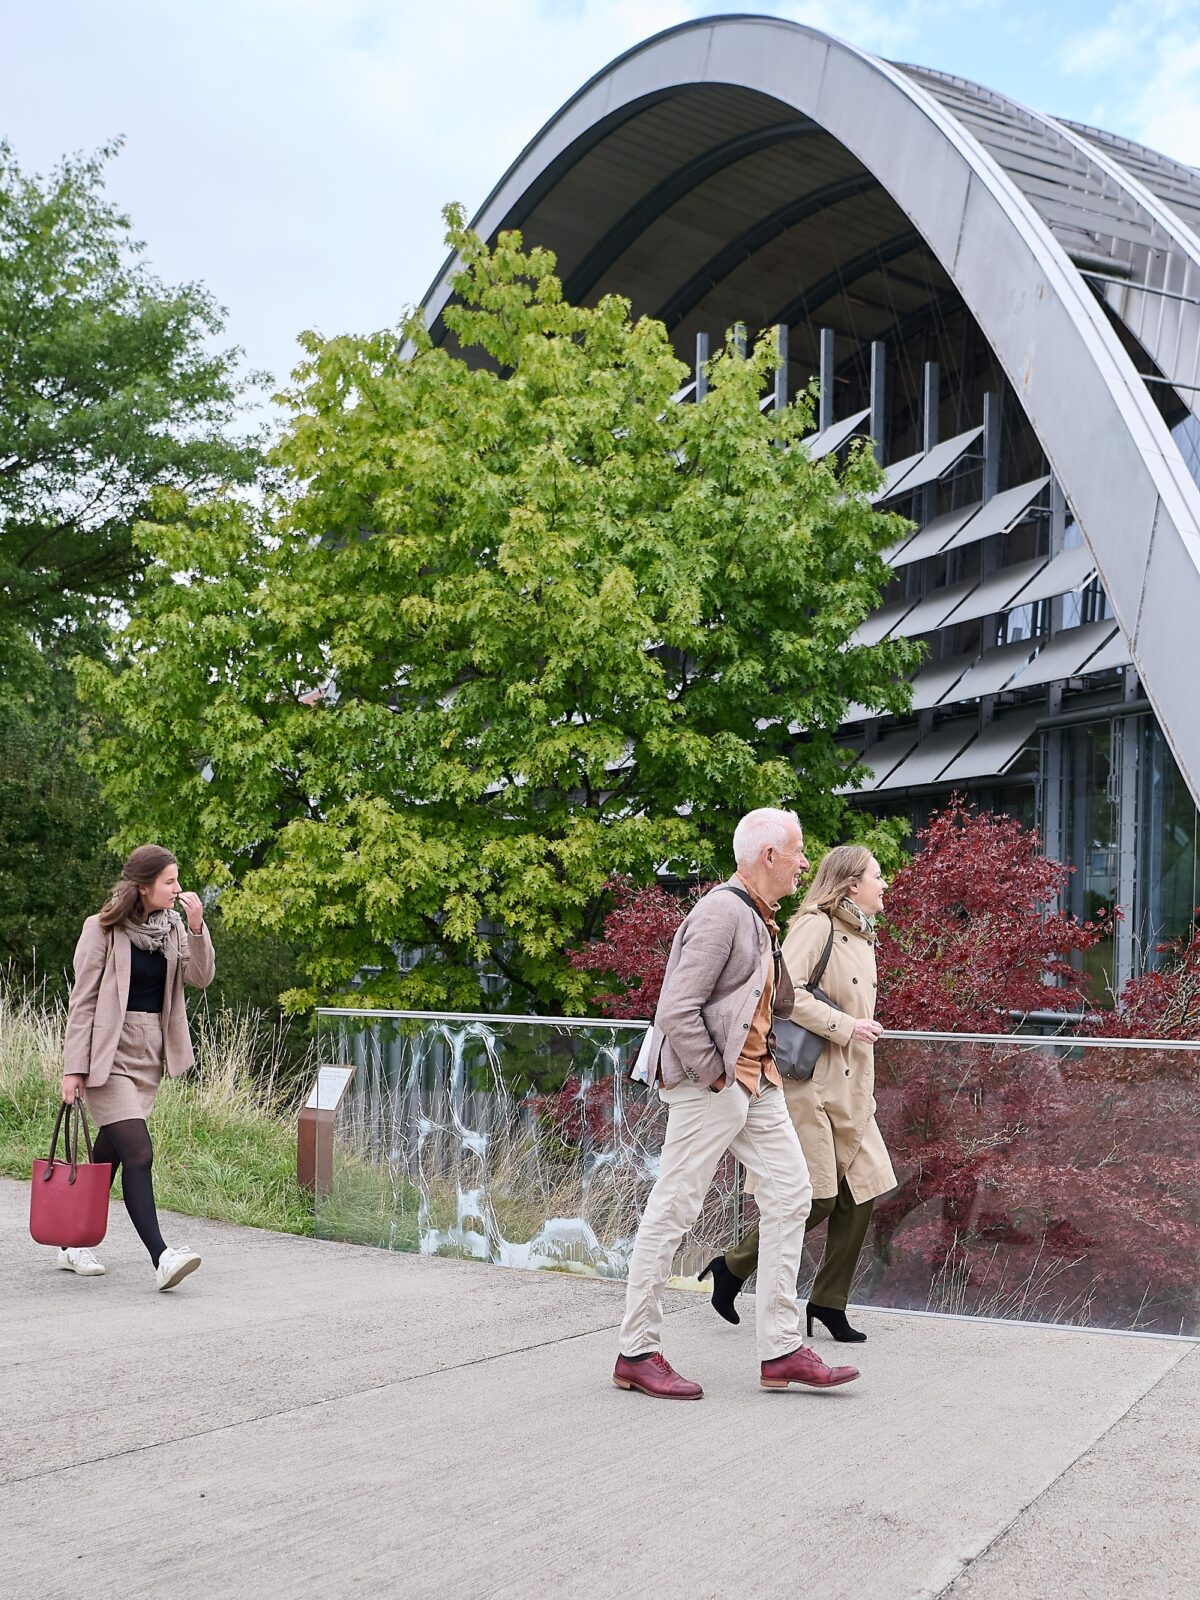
[725, 1178, 873, 1311]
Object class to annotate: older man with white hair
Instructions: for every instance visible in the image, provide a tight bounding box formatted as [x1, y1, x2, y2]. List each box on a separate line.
[613, 808, 861, 1399]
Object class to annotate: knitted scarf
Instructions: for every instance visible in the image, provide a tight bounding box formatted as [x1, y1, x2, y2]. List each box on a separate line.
[123, 908, 183, 953]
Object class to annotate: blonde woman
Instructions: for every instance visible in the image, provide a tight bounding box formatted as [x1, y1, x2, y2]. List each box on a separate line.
[702, 845, 897, 1340]
[56, 844, 215, 1289]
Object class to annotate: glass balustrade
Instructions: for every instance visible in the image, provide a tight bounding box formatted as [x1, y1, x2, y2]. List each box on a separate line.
[313, 1010, 1200, 1336]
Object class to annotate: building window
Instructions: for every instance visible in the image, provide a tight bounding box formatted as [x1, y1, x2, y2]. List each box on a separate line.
[1004, 599, 1044, 644]
[1137, 721, 1200, 972]
[1173, 413, 1200, 494]
[1062, 722, 1120, 1003]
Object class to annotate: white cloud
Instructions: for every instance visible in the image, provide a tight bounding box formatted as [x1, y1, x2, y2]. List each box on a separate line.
[1058, 2, 1200, 165]
[1058, 6, 1146, 76]
[1128, 34, 1200, 166]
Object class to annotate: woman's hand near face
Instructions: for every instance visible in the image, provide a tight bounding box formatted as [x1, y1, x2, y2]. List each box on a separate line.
[177, 891, 204, 933]
[852, 1018, 883, 1044]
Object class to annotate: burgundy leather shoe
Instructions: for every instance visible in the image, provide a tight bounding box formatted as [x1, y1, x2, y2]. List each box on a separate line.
[613, 1351, 703, 1400]
[760, 1345, 859, 1390]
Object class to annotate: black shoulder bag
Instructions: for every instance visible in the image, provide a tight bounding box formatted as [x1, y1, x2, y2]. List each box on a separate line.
[719, 887, 841, 1082]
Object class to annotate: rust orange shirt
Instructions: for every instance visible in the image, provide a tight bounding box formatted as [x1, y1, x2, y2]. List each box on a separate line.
[733, 874, 783, 1098]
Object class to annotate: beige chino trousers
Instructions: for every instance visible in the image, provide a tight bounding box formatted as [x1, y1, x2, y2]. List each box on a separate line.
[620, 1080, 813, 1363]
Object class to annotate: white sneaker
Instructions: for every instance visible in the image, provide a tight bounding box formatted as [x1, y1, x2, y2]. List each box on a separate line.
[56, 1247, 106, 1276]
[155, 1246, 201, 1291]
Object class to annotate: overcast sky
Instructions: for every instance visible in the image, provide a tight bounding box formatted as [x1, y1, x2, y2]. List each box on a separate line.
[4, 1, 1198, 410]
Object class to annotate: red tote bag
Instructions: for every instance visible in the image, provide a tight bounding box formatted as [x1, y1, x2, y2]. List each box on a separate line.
[29, 1097, 112, 1248]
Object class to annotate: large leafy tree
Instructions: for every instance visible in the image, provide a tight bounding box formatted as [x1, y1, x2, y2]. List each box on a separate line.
[0, 670, 118, 991]
[0, 140, 260, 657]
[0, 140, 261, 995]
[81, 208, 917, 1012]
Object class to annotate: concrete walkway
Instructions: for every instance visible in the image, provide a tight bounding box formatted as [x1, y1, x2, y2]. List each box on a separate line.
[1, 1177, 1196, 1600]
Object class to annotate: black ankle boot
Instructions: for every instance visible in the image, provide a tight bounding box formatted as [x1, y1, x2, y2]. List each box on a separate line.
[806, 1302, 867, 1342]
[698, 1256, 745, 1325]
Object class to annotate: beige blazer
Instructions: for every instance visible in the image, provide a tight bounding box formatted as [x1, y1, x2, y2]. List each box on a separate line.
[63, 915, 216, 1085]
[646, 878, 794, 1091]
[780, 904, 897, 1204]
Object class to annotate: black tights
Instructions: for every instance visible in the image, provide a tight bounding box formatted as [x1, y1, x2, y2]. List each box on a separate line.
[92, 1119, 166, 1267]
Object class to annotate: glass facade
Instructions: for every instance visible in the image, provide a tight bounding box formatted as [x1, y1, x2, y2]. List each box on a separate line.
[821, 283, 1197, 999]
[1061, 721, 1121, 1001]
[775, 232, 1198, 995]
[1138, 720, 1200, 964]
[1174, 413, 1200, 493]
[1035, 712, 1200, 997]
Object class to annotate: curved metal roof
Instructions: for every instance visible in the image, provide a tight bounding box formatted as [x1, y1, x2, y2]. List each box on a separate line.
[418, 16, 1200, 805]
[899, 65, 1200, 423]
[1062, 120, 1200, 242]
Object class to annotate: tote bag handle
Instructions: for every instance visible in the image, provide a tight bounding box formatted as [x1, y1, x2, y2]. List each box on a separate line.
[42, 1095, 95, 1186]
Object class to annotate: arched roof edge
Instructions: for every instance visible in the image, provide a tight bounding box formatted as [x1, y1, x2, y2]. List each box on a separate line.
[898, 63, 1200, 421]
[415, 13, 777, 315]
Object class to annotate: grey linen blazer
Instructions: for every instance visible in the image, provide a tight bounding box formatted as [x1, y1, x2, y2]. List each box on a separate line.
[63, 915, 216, 1085]
[644, 877, 795, 1091]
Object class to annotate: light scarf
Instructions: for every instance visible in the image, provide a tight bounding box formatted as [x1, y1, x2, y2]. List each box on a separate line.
[838, 896, 876, 938]
[123, 907, 183, 953]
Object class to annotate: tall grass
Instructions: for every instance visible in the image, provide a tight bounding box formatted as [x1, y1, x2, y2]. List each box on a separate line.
[0, 980, 314, 1236]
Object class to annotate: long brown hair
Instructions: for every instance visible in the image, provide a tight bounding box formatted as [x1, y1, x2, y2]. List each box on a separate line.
[803, 844, 873, 915]
[99, 845, 177, 930]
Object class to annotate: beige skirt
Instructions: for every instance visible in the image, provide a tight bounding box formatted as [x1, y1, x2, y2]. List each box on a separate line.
[84, 1013, 165, 1126]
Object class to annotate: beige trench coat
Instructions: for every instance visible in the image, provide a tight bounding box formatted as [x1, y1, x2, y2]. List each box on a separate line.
[63, 914, 216, 1085]
[779, 904, 897, 1205]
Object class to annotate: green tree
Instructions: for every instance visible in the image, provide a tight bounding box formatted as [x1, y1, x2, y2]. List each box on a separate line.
[0, 669, 118, 993]
[0, 139, 260, 658]
[80, 208, 918, 1013]
[0, 140, 265, 996]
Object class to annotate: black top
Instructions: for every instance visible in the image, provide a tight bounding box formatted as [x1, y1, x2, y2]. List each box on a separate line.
[126, 943, 167, 1013]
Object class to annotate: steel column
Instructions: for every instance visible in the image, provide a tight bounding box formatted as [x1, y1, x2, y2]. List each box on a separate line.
[819, 326, 835, 432]
[870, 340, 886, 465]
[774, 324, 788, 411]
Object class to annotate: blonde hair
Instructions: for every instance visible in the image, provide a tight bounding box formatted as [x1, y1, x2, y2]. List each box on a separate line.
[803, 844, 873, 915]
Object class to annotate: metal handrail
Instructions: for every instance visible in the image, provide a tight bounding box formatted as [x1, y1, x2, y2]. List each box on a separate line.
[877, 1029, 1200, 1049]
[315, 1006, 650, 1030]
[315, 1007, 1198, 1050]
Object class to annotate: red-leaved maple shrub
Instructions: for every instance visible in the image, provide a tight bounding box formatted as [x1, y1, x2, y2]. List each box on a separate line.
[571, 802, 1115, 1026]
[568, 876, 712, 1019]
[876, 798, 1113, 1030]
[1099, 918, 1200, 1038]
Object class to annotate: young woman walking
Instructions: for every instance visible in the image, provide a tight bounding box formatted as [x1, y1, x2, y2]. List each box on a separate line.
[701, 845, 897, 1340]
[56, 844, 215, 1289]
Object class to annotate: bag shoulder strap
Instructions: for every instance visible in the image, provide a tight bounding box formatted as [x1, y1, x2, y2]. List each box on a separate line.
[716, 884, 782, 985]
[805, 915, 837, 993]
[716, 884, 760, 914]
